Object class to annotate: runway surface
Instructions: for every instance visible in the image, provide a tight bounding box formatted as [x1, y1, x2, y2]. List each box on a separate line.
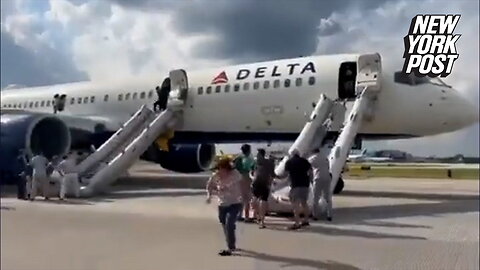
[1, 164, 478, 270]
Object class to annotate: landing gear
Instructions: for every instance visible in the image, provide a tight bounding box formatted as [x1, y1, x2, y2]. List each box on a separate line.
[333, 177, 344, 194]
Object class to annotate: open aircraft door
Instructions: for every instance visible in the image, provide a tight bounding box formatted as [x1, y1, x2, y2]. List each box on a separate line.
[168, 69, 189, 108]
[356, 53, 382, 93]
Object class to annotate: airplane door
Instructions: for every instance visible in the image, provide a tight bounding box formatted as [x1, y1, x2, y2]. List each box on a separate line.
[168, 69, 188, 107]
[337, 62, 357, 101]
[356, 53, 382, 93]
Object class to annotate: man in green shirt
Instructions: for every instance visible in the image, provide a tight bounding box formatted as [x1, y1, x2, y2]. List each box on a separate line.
[234, 144, 256, 222]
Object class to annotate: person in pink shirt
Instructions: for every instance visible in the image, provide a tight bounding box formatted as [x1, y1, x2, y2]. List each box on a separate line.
[206, 157, 243, 256]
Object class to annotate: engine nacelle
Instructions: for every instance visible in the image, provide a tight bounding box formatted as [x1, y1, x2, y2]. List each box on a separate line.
[144, 144, 216, 173]
[0, 113, 71, 183]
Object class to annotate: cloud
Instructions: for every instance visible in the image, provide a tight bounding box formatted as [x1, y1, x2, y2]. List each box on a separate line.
[0, 0, 87, 88]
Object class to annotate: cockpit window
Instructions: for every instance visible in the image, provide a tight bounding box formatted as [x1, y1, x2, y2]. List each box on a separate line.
[394, 71, 429, 85]
[394, 71, 452, 88]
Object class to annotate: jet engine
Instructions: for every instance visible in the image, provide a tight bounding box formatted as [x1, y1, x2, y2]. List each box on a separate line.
[144, 143, 216, 173]
[0, 113, 71, 183]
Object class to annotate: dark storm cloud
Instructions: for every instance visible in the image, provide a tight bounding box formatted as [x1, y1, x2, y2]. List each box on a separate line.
[0, 31, 87, 89]
[173, 0, 348, 62]
[109, 0, 390, 63]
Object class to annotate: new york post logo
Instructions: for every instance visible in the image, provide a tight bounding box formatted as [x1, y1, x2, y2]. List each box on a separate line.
[402, 14, 461, 78]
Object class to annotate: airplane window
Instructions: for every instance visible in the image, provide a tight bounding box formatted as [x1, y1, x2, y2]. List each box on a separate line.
[234, 84, 240, 92]
[13, 104, 17, 108]
[70, 98, 74, 105]
[215, 85, 221, 93]
[274, 79, 280, 88]
[24, 102, 28, 108]
[198, 87, 203, 95]
[118, 94, 123, 101]
[132, 93, 137, 99]
[206, 86, 212, 94]
[308, 76, 315, 85]
[83, 97, 88, 103]
[90, 96, 95, 103]
[253, 82, 260, 90]
[78, 97, 82, 104]
[264, 81, 270, 89]
[284, 79, 291, 88]
[140, 92, 145, 99]
[47, 100, 51, 107]
[40, 101, 45, 107]
[34, 101, 39, 107]
[224, 84, 231, 93]
[243, 83, 250, 91]
[148, 90, 153, 99]
[125, 93, 130, 100]
[104, 95, 109, 102]
[29, 102, 33, 108]
[295, 78, 302, 87]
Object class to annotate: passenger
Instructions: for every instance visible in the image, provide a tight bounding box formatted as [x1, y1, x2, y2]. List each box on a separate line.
[153, 86, 161, 112]
[251, 149, 275, 229]
[16, 150, 29, 200]
[284, 149, 312, 230]
[158, 78, 171, 111]
[206, 157, 243, 256]
[57, 154, 80, 200]
[234, 144, 255, 222]
[308, 147, 332, 221]
[30, 152, 50, 200]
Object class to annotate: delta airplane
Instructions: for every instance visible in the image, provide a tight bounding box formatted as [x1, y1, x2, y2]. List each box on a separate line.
[1, 53, 478, 193]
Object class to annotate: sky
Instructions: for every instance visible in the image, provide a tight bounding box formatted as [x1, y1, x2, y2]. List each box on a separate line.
[1, 0, 479, 157]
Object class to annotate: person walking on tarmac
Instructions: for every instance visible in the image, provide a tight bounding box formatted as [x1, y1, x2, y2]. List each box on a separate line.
[308, 147, 333, 221]
[30, 152, 50, 200]
[57, 154, 80, 200]
[234, 144, 256, 222]
[206, 157, 243, 256]
[251, 149, 276, 228]
[16, 149, 29, 200]
[285, 149, 312, 230]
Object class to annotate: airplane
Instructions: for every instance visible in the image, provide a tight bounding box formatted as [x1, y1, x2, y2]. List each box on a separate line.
[347, 149, 393, 163]
[1, 53, 478, 195]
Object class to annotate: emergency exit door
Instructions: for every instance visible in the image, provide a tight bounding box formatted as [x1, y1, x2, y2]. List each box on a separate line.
[356, 53, 382, 92]
[168, 69, 188, 108]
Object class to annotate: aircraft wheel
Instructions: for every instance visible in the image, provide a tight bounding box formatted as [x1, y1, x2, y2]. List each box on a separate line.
[333, 177, 345, 194]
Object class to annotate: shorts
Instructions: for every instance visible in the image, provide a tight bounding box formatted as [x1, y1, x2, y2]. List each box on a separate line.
[252, 182, 270, 201]
[289, 187, 309, 203]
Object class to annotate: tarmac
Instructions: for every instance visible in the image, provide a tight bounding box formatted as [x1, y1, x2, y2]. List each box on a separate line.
[1, 162, 479, 270]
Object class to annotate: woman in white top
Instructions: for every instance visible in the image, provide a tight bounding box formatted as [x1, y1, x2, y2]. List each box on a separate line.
[206, 157, 243, 256]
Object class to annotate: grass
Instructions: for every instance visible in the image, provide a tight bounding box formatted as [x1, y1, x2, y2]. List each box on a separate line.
[345, 165, 479, 180]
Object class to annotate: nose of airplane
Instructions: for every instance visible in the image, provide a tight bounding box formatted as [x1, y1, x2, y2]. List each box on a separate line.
[452, 92, 479, 128]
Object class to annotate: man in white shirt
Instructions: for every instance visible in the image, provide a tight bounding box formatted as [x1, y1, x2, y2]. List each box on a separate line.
[57, 154, 80, 200]
[30, 153, 50, 200]
[308, 147, 332, 221]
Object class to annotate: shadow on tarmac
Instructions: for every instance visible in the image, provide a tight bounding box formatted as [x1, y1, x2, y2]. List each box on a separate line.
[333, 199, 479, 224]
[262, 221, 427, 240]
[238, 249, 361, 270]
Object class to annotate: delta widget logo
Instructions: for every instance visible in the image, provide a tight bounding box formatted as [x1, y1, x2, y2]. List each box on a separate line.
[402, 14, 461, 78]
[212, 71, 228, 84]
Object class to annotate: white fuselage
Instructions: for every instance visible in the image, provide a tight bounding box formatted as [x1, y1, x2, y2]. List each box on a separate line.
[1, 54, 477, 143]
